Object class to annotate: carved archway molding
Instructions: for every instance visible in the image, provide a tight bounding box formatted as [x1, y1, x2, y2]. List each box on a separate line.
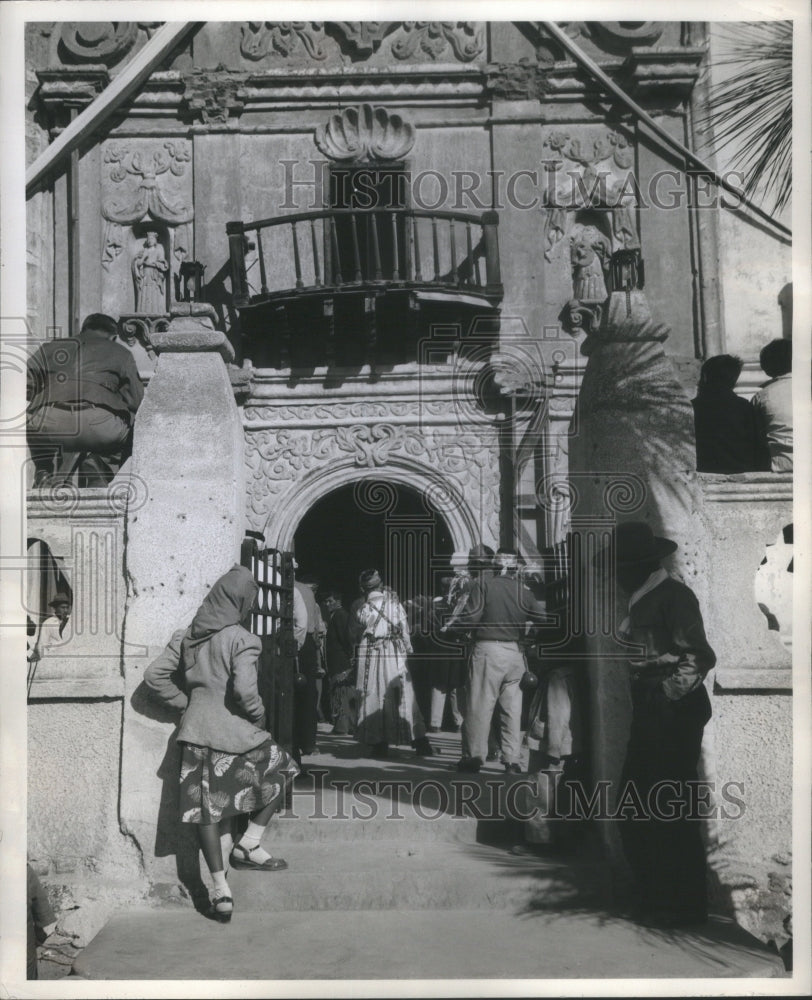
[262, 458, 482, 556]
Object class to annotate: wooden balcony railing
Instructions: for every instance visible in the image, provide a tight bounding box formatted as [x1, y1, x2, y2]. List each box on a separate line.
[226, 208, 502, 309]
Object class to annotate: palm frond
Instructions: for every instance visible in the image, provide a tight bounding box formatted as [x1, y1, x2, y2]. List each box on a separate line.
[701, 21, 792, 214]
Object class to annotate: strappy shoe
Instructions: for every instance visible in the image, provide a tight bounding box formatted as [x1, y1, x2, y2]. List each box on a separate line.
[207, 893, 233, 923]
[230, 843, 288, 871]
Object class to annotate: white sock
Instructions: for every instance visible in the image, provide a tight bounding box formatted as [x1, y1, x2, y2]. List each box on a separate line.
[211, 870, 229, 897]
[238, 821, 266, 851]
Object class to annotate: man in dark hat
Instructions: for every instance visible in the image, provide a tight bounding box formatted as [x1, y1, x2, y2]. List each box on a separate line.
[612, 520, 716, 928]
[27, 313, 144, 487]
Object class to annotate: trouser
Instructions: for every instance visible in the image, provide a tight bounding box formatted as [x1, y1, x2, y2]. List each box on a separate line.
[293, 634, 319, 755]
[430, 659, 464, 728]
[461, 640, 524, 764]
[28, 404, 130, 476]
[619, 680, 712, 919]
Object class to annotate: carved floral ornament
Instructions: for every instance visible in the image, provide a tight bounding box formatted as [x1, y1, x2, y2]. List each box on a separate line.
[101, 142, 193, 271]
[315, 104, 416, 163]
[239, 21, 485, 62]
[244, 421, 501, 542]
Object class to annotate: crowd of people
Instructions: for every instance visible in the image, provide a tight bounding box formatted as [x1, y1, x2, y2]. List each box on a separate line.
[142, 527, 718, 931]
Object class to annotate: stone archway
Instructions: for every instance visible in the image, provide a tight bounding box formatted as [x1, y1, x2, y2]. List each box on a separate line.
[262, 459, 481, 559]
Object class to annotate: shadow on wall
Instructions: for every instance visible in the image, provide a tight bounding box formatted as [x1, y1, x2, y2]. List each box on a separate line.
[129, 681, 209, 910]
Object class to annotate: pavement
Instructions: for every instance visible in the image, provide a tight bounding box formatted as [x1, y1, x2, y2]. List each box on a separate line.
[72, 726, 786, 982]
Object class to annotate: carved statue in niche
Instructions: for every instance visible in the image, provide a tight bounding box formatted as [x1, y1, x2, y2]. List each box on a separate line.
[132, 231, 169, 314]
[570, 224, 611, 303]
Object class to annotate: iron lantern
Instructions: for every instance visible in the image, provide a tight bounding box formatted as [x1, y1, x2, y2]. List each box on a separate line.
[179, 260, 206, 302]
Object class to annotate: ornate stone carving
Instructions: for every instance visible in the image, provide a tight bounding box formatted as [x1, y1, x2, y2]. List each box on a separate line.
[542, 127, 640, 260]
[315, 104, 416, 163]
[132, 231, 169, 314]
[101, 141, 193, 271]
[570, 224, 611, 304]
[329, 22, 396, 57]
[486, 62, 549, 101]
[244, 417, 501, 543]
[183, 71, 247, 124]
[118, 315, 169, 361]
[240, 22, 328, 61]
[58, 22, 139, 64]
[588, 21, 665, 51]
[390, 22, 485, 62]
[561, 301, 603, 337]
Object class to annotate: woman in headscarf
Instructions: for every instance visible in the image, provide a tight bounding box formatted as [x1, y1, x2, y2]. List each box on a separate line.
[350, 569, 434, 759]
[145, 565, 298, 922]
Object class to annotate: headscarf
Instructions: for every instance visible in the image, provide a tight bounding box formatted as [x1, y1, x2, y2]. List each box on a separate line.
[181, 564, 258, 667]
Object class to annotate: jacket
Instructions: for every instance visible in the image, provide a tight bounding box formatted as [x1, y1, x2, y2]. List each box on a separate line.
[624, 576, 716, 700]
[461, 574, 547, 642]
[144, 625, 270, 753]
[27, 331, 144, 421]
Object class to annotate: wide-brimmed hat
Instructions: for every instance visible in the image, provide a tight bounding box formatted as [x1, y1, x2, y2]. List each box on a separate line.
[613, 521, 678, 565]
[48, 591, 72, 607]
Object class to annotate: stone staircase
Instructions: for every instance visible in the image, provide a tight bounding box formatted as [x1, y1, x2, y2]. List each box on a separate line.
[73, 728, 786, 981]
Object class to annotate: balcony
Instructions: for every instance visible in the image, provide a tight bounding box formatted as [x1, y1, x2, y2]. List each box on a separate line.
[226, 208, 502, 368]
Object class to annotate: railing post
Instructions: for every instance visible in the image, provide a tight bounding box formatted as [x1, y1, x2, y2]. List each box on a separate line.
[310, 219, 321, 287]
[226, 221, 249, 306]
[481, 211, 502, 297]
[255, 228, 269, 295]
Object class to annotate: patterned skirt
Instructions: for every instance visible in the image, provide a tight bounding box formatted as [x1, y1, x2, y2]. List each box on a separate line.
[178, 739, 299, 825]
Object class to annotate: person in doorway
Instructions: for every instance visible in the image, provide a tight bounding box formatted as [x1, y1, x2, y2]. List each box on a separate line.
[27, 313, 144, 487]
[145, 565, 299, 923]
[456, 549, 547, 774]
[611, 520, 716, 928]
[428, 584, 464, 733]
[293, 572, 324, 758]
[351, 569, 434, 758]
[322, 590, 357, 735]
[752, 338, 793, 472]
[28, 591, 72, 663]
[692, 354, 769, 472]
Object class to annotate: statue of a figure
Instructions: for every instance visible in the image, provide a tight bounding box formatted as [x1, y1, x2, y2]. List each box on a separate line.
[132, 231, 169, 313]
[570, 224, 611, 303]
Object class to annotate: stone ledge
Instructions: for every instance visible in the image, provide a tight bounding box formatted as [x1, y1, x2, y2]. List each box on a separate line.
[714, 668, 792, 691]
[28, 677, 125, 700]
[700, 472, 793, 503]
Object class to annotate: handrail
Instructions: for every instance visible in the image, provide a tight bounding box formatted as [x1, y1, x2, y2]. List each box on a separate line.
[226, 206, 502, 307]
[228, 207, 499, 233]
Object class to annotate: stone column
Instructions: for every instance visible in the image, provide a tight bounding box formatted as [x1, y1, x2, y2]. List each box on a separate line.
[567, 290, 710, 869]
[120, 303, 245, 886]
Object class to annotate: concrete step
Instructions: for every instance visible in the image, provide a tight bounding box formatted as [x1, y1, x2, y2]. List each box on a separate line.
[229, 840, 602, 911]
[73, 908, 787, 980]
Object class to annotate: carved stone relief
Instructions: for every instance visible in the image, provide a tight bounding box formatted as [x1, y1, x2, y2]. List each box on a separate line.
[240, 22, 328, 61]
[314, 104, 416, 163]
[237, 20, 485, 65]
[390, 22, 485, 62]
[101, 140, 193, 315]
[244, 407, 501, 545]
[56, 22, 159, 65]
[542, 126, 640, 262]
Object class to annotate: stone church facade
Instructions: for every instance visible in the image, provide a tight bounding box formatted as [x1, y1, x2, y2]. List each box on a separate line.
[22, 21, 793, 946]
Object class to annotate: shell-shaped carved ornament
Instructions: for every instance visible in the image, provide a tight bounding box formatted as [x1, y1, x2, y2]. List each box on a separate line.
[314, 104, 416, 163]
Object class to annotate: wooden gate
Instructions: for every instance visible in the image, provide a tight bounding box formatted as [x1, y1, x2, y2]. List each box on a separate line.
[240, 532, 296, 753]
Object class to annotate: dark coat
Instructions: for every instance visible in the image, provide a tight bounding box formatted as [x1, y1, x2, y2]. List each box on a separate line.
[27, 330, 144, 421]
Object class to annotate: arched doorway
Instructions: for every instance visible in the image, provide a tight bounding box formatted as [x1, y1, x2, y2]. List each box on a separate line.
[292, 479, 455, 607]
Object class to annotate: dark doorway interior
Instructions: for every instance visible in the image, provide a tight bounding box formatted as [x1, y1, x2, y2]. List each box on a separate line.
[292, 480, 454, 607]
